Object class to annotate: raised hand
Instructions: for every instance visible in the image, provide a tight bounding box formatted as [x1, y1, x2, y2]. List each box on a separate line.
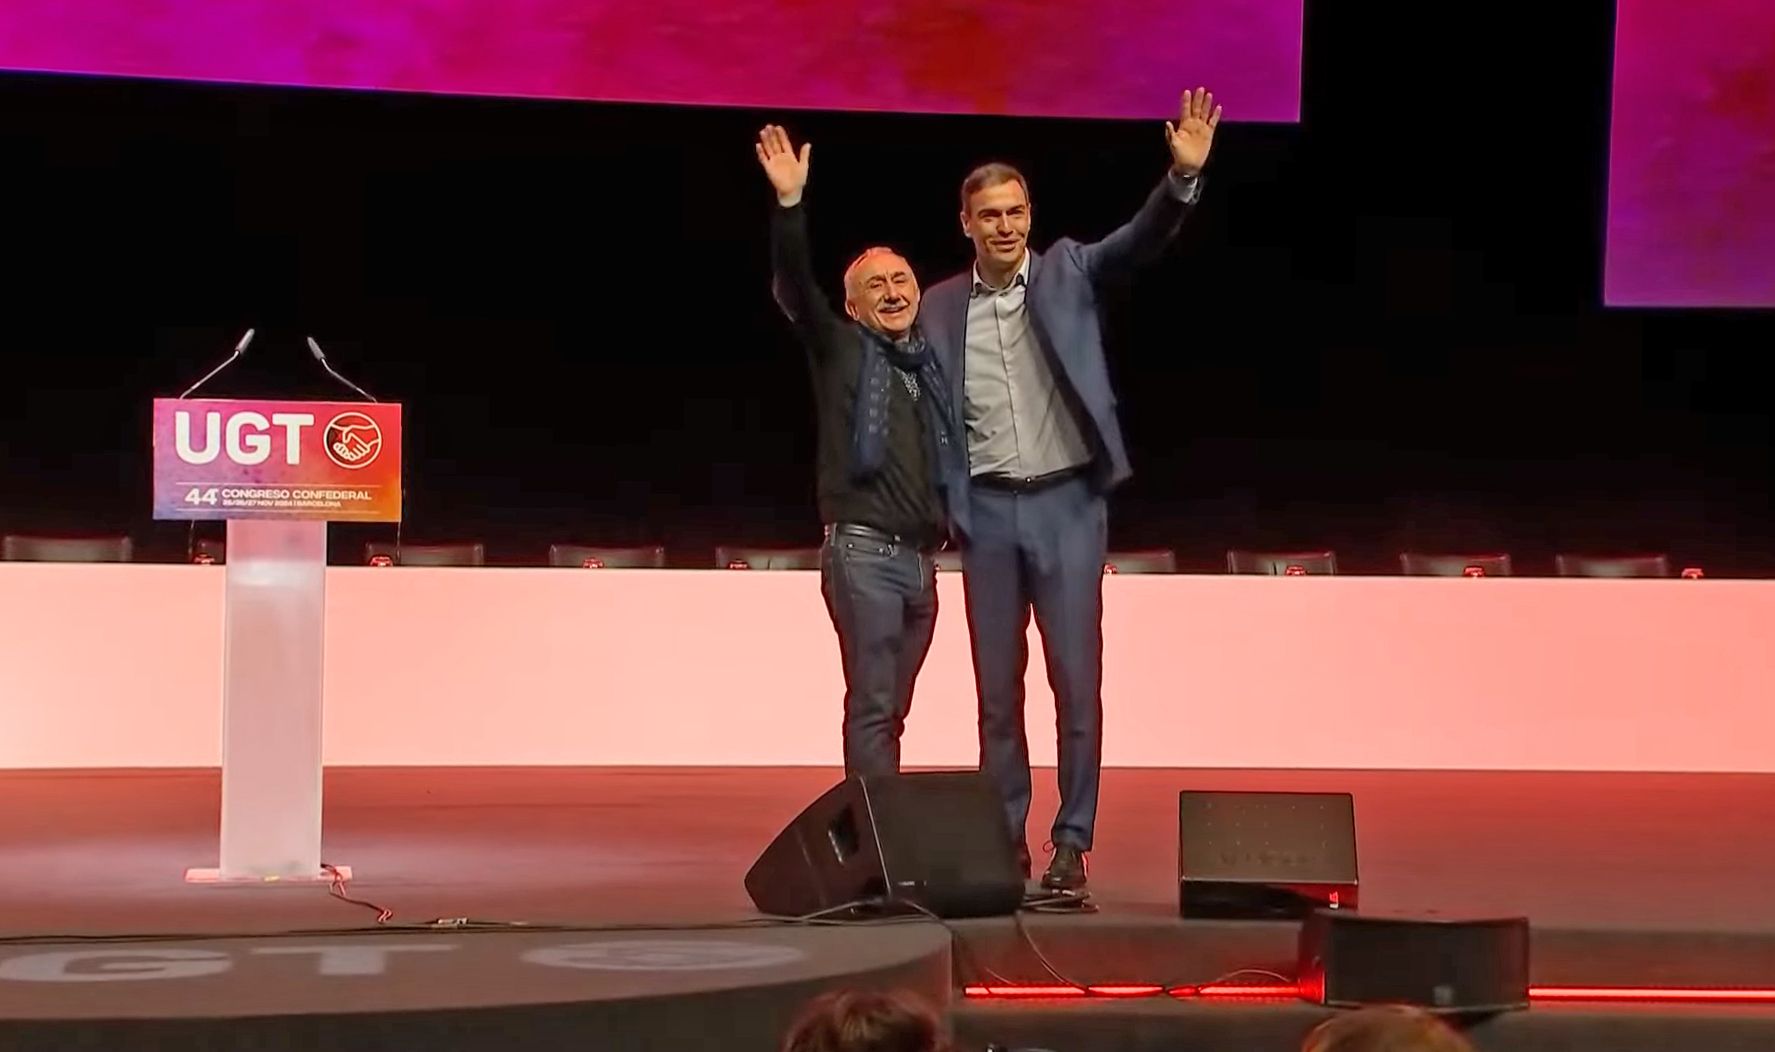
[1164, 87, 1222, 175]
[754, 124, 811, 206]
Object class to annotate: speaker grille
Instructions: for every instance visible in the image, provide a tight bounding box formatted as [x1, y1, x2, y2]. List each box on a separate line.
[1179, 790, 1359, 918]
[1179, 791, 1357, 883]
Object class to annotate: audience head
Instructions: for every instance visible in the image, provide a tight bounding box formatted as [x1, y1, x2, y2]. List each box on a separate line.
[1303, 1005, 1477, 1052]
[782, 989, 948, 1052]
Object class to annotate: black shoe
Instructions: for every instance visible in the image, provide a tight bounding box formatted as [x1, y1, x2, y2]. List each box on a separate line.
[1041, 844, 1088, 890]
[1015, 842, 1032, 879]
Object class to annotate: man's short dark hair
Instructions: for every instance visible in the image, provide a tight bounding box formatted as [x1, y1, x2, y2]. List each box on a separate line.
[781, 990, 947, 1052]
[960, 163, 1029, 213]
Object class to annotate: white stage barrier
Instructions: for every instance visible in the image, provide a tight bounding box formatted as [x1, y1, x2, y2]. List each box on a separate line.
[2, 565, 1769, 771]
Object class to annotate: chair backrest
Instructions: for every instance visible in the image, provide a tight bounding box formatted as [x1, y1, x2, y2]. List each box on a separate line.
[192, 538, 227, 564]
[715, 546, 821, 570]
[364, 542, 486, 567]
[1554, 553, 1670, 578]
[1104, 549, 1178, 574]
[549, 544, 666, 569]
[1226, 549, 1338, 575]
[933, 550, 963, 572]
[1, 534, 133, 563]
[1399, 552, 1513, 577]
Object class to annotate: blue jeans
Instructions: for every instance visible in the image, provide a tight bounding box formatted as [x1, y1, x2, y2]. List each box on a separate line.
[820, 525, 940, 776]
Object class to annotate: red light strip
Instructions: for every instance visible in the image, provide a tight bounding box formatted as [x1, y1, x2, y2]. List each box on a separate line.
[962, 983, 1300, 1000]
[960, 985, 1173, 999]
[1087, 984, 1169, 997]
[1532, 986, 1775, 1004]
[963, 983, 1775, 1005]
[962, 985, 1091, 998]
[1188, 983, 1302, 998]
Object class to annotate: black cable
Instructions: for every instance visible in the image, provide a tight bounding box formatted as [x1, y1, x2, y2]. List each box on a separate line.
[323, 863, 393, 924]
[0, 900, 942, 947]
[1019, 889, 1098, 915]
[896, 900, 1019, 988]
[1010, 909, 1093, 990]
[1003, 910, 1295, 998]
[1193, 967, 1298, 989]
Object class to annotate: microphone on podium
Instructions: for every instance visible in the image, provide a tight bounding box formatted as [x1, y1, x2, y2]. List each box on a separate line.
[306, 336, 403, 560]
[179, 328, 255, 398]
[305, 336, 378, 403]
[180, 328, 255, 565]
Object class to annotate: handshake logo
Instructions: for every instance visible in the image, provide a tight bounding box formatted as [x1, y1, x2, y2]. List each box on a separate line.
[324, 412, 383, 470]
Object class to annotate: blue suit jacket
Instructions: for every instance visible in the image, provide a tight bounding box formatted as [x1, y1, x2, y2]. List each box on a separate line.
[920, 173, 1199, 538]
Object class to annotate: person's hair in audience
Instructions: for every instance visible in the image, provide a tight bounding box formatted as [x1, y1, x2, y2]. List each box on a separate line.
[782, 989, 949, 1052]
[1303, 1004, 1477, 1052]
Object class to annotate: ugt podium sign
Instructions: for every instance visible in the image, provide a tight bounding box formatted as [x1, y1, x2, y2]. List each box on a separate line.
[151, 397, 402, 885]
[151, 399, 402, 521]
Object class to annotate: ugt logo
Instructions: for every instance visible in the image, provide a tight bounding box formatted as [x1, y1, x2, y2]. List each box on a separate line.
[174, 410, 315, 466]
[172, 408, 384, 469]
[323, 412, 382, 469]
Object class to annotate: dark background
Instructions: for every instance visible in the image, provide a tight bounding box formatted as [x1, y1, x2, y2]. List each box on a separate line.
[0, 0, 1769, 573]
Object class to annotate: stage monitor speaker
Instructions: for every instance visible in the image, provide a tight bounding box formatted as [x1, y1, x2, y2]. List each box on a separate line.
[1299, 910, 1530, 1013]
[746, 771, 1024, 919]
[1178, 790, 1358, 919]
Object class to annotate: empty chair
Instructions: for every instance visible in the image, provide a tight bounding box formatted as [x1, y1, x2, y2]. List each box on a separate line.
[1, 534, 133, 563]
[364, 542, 485, 567]
[1399, 552, 1513, 577]
[549, 544, 667, 569]
[1104, 549, 1178, 574]
[1554, 553, 1670, 578]
[715, 546, 821, 570]
[1226, 549, 1338, 575]
[191, 537, 226, 564]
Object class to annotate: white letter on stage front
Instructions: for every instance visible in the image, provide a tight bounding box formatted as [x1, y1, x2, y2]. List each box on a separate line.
[0, 949, 231, 983]
[250, 944, 457, 976]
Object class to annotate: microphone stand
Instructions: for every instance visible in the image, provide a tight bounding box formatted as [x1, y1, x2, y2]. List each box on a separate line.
[305, 337, 378, 403]
[180, 329, 255, 562]
[304, 336, 401, 561]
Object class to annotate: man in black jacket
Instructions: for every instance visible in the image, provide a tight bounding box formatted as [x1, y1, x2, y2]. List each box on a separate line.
[755, 124, 963, 777]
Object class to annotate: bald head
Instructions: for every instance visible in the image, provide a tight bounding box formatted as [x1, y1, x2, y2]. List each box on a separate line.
[842, 246, 920, 337]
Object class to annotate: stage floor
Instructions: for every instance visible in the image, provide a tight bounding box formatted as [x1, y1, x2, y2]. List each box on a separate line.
[2, 767, 1774, 1050]
[5, 766, 1773, 936]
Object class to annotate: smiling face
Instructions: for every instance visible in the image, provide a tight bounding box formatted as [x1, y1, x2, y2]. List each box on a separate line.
[843, 247, 920, 337]
[959, 163, 1032, 280]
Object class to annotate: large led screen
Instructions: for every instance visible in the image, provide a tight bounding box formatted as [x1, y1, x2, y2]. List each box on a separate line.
[0, 0, 1303, 121]
[1606, 0, 1775, 306]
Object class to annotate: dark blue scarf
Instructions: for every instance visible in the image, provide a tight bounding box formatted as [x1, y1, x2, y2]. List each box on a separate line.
[850, 325, 963, 500]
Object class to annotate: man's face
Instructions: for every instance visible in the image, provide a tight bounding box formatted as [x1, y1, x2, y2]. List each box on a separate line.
[961, 178, 1032, 271]
[844, 251, 920, 336]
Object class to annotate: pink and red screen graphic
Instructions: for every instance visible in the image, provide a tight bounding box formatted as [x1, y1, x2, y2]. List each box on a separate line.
[0, 0, 1301, 122]
[1607, 0, 1775, 306]
[151, 398, 403, 522]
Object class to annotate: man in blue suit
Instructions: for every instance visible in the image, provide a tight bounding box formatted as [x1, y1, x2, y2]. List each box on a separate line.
[920, 88, 1222, 890]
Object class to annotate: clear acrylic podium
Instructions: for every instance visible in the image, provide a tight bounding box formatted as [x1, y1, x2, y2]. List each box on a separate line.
[186, 520, 333, 882]
[151, 396, 401, 884]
